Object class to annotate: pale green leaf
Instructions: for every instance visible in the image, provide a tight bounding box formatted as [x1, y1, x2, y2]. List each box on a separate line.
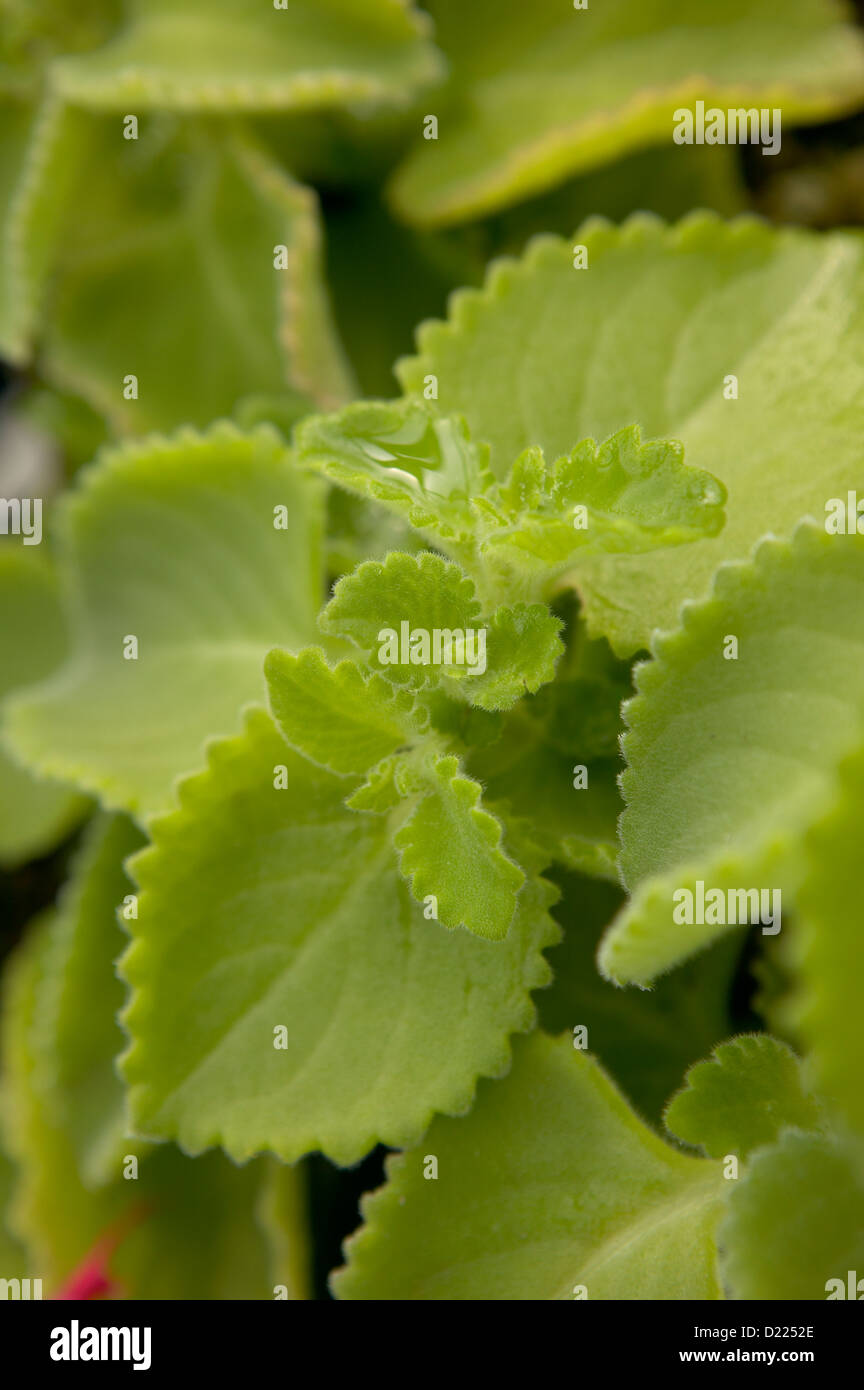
[120, 709, 558, 1165]
[599, 524, 864, 986]
[793, 741, 864, 1136]
[39, 112, 352, 431]
[320, 549, 482, 684]
[720, 1130, 864, 1300]
[334, 1032, 724, 1300]
[51, 0, 444, 113]
[4, 424, 325, 820]
[665, 1035, 823, 1160]
[264, 646, 417, 776]
[0, 549, 87, 867]
[393, 752, 525, 940]
[398, 214, 864, 653]
[389, 0, 864, 226]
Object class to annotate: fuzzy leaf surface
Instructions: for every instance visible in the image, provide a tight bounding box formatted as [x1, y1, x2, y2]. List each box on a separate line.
[334, 1032, 724, 1300]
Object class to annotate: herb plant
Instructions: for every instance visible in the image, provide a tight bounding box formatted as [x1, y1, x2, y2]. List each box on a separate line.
[2, 0, 864, 1303]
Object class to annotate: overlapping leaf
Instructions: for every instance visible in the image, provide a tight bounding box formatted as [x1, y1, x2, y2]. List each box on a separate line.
[398, 214, 864, 652]
[389, 0, 864, 225]
[297, 401, 726, 605]
[334, 1032, 725, 1300]
[120, 709, 558, 1164]
[4, 424, 325, 820]
[599, 524, 864, 986]
[51, 0, 444, 113]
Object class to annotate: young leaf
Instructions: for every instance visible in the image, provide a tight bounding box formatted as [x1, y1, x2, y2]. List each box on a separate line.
[39, 113, 352, 431]
[720, 1130, 864, 1301]
[398, 214, 864, 653]
[333, 1032, 725, 1300]
[265, 646, 415, 777]
[665, 1035, 823, 1161]
[793, 741, 864, 1136]
[0, 549, 87, 867]
[51, 0, 444, 113]
[320, 550, 564, 710]
[392, 753, 525, 940]
[389, 0, 864, 225]
[120, 709, 558, 1165]
[297, 402, 725, 604]
[599, 524, 864, 986]
[4, 424, 324, 820]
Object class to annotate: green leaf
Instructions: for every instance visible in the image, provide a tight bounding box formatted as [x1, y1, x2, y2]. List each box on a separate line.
[120, 709, 558, 1165]
[320, 549, 481, 683]
[665, 1035, 823, 1160]
[599, 524, 864, 986]
[264, 646, 417, 777]
[32, 813, 146, 1188]
[39, 112, 352, 431]
[720, 1130, 864, 1300]
[475, 426, 725, 594]
[4, 424, 325, 820]
[398, 214, 864, 653]
[51, 0, 444, 113]
[393, 752, 525, 940]
[298, 403, 725, 604]
[296, 398, 486, 546]
[0, 909, 307, 1296]
[333, 1032, 725, 1300]
[793, 741, 864, 1136]
[0, 549, 87, 867]
[389, 0, 864, 225]
[319, 550, 564, 711]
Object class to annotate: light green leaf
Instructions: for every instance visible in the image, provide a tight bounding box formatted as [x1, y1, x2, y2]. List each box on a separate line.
[438, 602, 563, 712]
[0, 910, 307, 1296]
[4, 424, 324, 820]
[264, 646, 417, 776]
[720, 1130, 864, 1300]
[599, 524, 864, 986]
[475, 426, 725, 595]
[51, 0, 444, 112]
[665, 1035, 823, 1160]
[0, 549, 87, 867]
[793, 741, 864, 1136]
[398, 214, 864, 653]
[393, 752, 525, 940]
[39, 112, 351, 431]
[333, 1032, 725, 1300]
[31, 813, 145, 1188]
[389, 0, 864, 226]
[120, 709, 558, 1165]
[298, 403, 725, 603]
[296, 398, 486, 546]
[319, 550, 564, 711]
[320, 549, 482, 684]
